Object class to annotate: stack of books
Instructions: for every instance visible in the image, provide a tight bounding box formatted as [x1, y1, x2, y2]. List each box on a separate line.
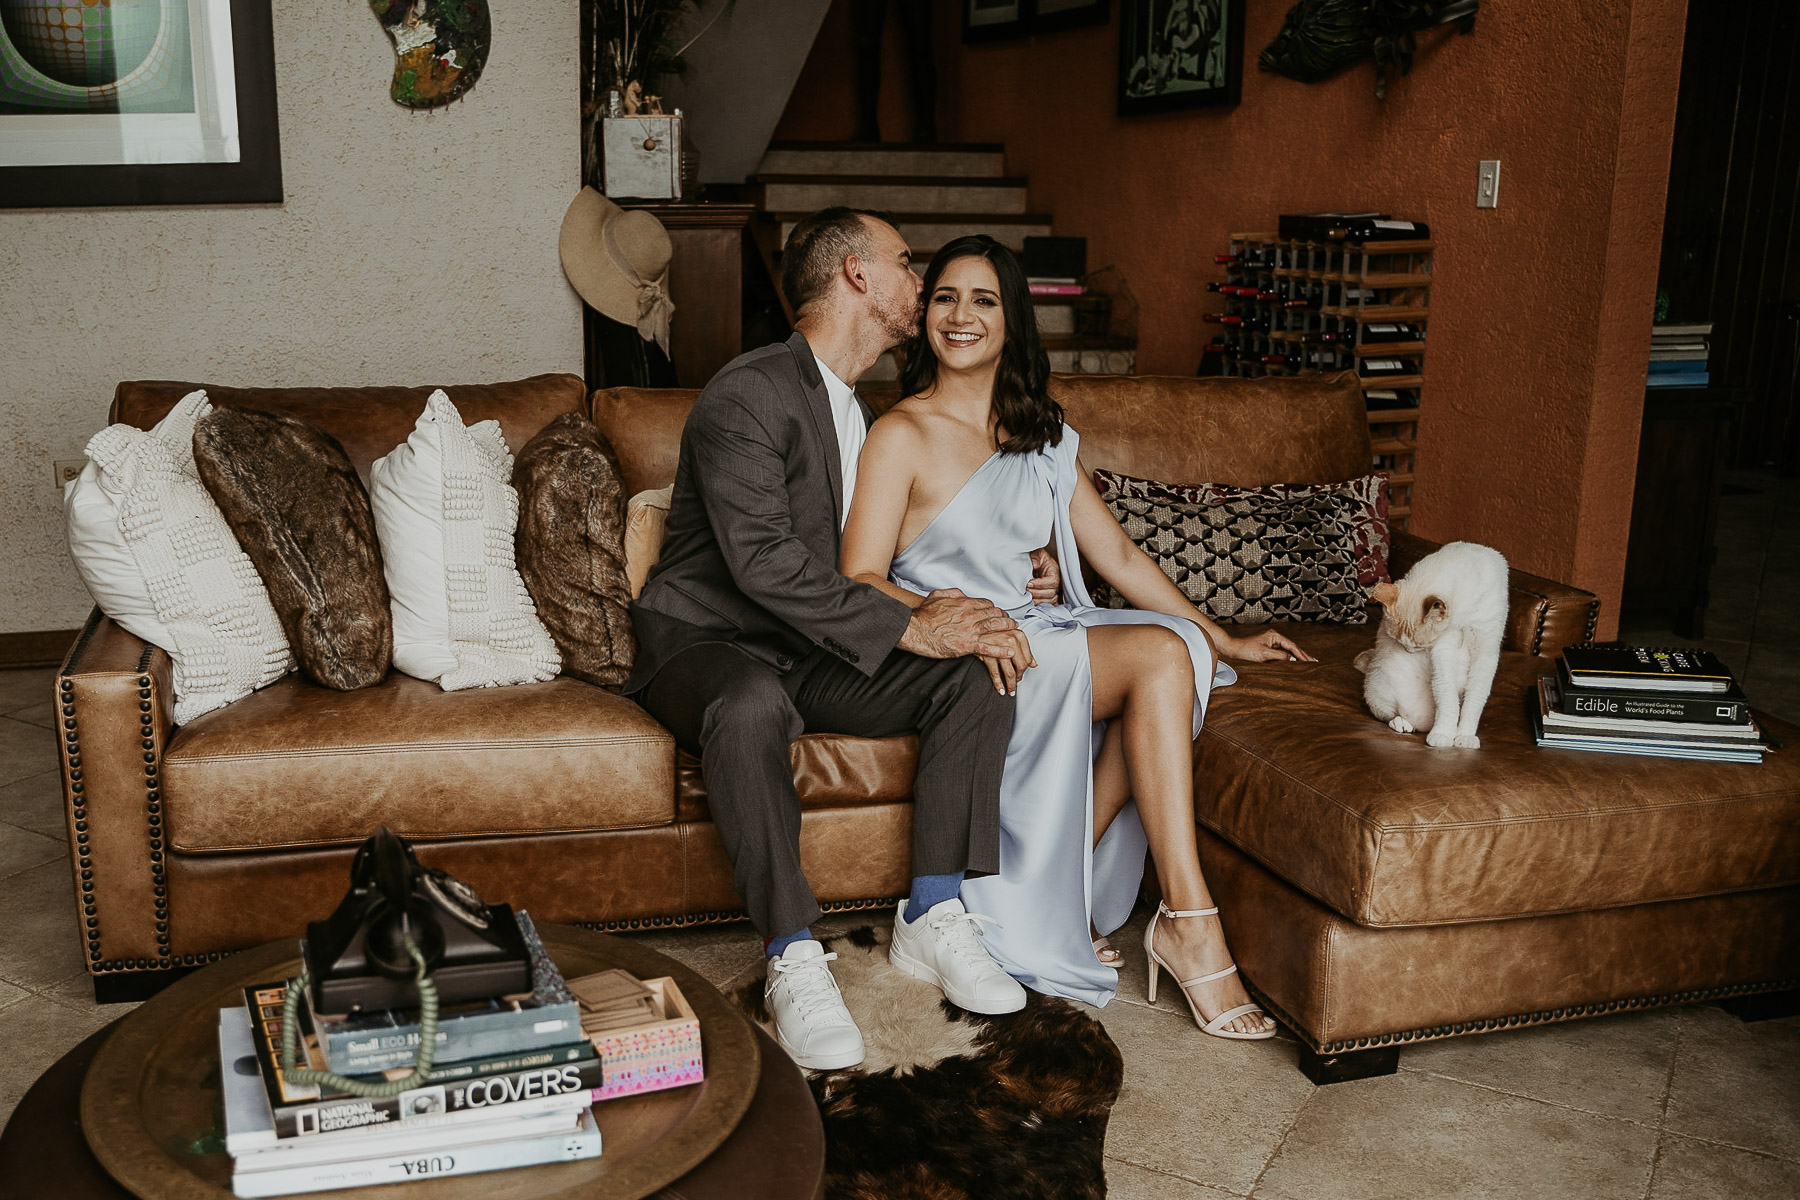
[1531, 645, 1767, 764]
[218, 913, 604, 1196]
[1648, 323, 1711, 388]
[1026, 276, 1083, 296]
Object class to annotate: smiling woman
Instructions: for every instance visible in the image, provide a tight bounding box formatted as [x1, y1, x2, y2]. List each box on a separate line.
[899, 235, 1060, 457]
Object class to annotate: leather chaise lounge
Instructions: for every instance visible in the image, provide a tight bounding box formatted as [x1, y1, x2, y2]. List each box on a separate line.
[55, 370, 1800, 1081]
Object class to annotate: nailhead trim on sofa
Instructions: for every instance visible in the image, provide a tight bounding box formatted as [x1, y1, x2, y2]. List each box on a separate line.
[1246, 976, 1800, 1054]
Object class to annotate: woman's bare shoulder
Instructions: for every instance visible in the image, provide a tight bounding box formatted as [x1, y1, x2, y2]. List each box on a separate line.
[866, 402, 933, 455]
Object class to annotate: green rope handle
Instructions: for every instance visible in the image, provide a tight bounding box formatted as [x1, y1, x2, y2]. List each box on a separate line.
[280, 934, 440, 1098]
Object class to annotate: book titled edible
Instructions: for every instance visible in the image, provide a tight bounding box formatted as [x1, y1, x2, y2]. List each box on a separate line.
[1561, 645, 1735, 693]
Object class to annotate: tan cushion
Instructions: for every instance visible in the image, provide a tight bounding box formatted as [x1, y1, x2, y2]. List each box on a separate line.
[625, 486, 672, 599]
[1195, 623, 1800, 926]
[164, 673, 675, 852]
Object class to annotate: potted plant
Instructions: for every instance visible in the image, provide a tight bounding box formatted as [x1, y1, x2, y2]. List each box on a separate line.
[581, 0, 731, 188]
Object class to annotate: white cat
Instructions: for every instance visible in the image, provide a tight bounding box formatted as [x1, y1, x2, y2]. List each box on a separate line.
[1353, 541, 1509, 749]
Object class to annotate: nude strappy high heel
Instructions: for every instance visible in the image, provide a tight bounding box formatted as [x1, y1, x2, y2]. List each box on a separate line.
[1143, 901, 1277, 1040]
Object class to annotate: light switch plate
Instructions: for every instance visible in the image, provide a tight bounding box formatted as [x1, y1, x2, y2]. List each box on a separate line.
[1477, 160, 1501, 208]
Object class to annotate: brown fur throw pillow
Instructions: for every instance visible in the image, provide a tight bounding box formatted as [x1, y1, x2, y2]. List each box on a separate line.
[193, 408, 392, 690]
[512, 412, 635, 689]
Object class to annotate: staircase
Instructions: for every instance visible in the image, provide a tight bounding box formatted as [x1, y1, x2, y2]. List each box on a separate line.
[751, 142, 1137, 383]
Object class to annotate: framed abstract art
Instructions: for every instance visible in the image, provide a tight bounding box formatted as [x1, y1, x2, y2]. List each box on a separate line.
[0, 0, 281, 208]
[1118, 0, 1244, 115]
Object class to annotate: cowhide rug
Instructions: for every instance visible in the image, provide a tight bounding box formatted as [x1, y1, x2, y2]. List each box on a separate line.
[734, 925, 1123, 1200]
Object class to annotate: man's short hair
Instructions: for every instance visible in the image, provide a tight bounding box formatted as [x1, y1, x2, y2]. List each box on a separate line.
[780, 207, 898, 313]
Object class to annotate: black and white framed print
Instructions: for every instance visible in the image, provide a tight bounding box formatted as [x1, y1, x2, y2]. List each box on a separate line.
[0, 0, 282, 207]
[1118, 0, 1244, 115]
[963, 0, 1030, 43]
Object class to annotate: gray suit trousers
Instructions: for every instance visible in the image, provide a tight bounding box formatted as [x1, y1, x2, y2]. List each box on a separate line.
[640, 641, 1013, 940]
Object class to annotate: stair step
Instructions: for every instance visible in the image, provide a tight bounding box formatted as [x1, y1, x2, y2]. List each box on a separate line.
[760, 176, 1030, 216]
[772, 213, 1054, 254]
[760, 144, 1007, 178]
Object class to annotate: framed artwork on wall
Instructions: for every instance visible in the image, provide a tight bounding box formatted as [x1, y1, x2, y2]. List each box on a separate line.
[1118, 0, 1244, 115]
[0, 0, 282, 208]
[963, 0, 1031, 43]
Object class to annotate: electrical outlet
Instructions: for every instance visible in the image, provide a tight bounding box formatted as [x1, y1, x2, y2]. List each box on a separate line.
[53, 458, 87, 489]
[1477, 160, 1501, 208]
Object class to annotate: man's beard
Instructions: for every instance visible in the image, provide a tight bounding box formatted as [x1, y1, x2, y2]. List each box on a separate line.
[877, 290, 921, 346]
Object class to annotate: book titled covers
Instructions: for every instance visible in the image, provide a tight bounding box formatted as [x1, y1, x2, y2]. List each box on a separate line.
[240, 986, 604, 1141]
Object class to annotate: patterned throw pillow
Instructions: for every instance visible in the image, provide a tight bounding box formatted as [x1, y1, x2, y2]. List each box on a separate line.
[370, 391, 561, 691]
[1091, 469, 1390, 623]
[67, 391, 294, 724]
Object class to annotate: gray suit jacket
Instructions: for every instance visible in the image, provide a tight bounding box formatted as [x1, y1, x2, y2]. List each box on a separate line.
[624, 331, 913, 694]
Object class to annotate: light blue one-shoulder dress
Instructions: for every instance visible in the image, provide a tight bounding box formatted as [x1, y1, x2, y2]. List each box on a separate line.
[886, 425, 1235, 1007]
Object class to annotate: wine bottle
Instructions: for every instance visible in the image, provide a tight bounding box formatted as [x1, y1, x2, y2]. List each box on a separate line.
[1358, 357, 1414, 377]
[1203, 313, 1244, 326]
[1339, 215, 1432, 241]
[1282, 296, 1322, 311]
[1302, 331, 1348, 344]
[1359, 322, 1422, 344]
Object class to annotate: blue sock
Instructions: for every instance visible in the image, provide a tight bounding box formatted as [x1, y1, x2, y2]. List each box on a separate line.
[904, 872, 964, 923]
[765, 927, 813, 958]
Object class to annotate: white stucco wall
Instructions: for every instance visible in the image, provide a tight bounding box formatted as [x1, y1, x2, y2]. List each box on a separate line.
[0, 2, 582, 634]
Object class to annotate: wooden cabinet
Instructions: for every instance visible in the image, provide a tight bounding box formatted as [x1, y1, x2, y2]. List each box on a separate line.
[582, 202, 756, 393]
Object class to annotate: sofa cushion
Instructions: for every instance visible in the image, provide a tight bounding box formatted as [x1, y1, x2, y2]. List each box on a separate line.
[114, 374, 587, 482]
[625, 486, 672, 599]
[193, 407, 393, 691]
[163, 673, 675, 852]
[1196, 623, 1800, 927]
[674, 733, 919, 823]
[370, 391, 561, 690]
[512, 413, 636, 690]
[1092, 468, 1389, 623]
[69, 390, 294, 724]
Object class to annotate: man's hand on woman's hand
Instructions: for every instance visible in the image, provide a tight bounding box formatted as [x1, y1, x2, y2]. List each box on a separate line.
[1222, 630, 1315, 663]
[1027, 548, 1061, 605]
[980, 628, 1036, 696]
[899, 588, 1019, 660]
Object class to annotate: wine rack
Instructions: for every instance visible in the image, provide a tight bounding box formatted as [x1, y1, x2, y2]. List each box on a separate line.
[1200, 232, 1432, 527]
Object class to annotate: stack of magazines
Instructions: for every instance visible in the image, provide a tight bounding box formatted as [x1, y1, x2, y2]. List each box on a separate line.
[1531, 645, 1767, 764]
[218, 914, 603, 1196]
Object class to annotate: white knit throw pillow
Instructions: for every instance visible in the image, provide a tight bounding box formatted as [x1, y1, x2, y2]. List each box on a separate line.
[370, 390, 560, 690]
[69, 390, 294, 724]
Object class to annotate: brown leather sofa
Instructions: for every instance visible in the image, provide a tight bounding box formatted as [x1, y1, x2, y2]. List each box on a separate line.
[57, 371, 1800, 1081]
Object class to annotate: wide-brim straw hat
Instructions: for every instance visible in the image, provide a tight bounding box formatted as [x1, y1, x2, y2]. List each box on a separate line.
[559, 187, 675, 352]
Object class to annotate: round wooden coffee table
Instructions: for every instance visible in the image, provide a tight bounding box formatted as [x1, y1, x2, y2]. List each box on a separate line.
[0, 925, 822, 1200]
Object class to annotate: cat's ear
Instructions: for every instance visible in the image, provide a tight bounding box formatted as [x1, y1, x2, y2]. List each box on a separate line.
[1423, 595, 1448, 623]
[1371, 581, 1400, 606]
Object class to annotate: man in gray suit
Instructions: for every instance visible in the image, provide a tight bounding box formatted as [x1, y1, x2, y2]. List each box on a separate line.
[626, 208, 1038, 1069]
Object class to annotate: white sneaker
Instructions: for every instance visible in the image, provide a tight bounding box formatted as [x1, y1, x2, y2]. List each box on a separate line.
[764, 940, 865, 1070]
[888, 897, 1027, 1014]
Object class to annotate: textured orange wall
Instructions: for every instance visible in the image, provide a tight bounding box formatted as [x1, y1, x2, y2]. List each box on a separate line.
[776, 0, 1688, 638]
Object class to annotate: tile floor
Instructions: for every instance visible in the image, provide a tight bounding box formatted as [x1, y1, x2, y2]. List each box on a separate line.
[1, 468, 1797, 1195]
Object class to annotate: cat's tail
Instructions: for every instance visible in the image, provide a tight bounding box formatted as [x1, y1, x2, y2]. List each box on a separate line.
[1353, 649, 1374, 674]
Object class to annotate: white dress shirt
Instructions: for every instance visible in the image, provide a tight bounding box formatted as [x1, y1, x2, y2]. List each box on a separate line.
[815, 356, 866, 531]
